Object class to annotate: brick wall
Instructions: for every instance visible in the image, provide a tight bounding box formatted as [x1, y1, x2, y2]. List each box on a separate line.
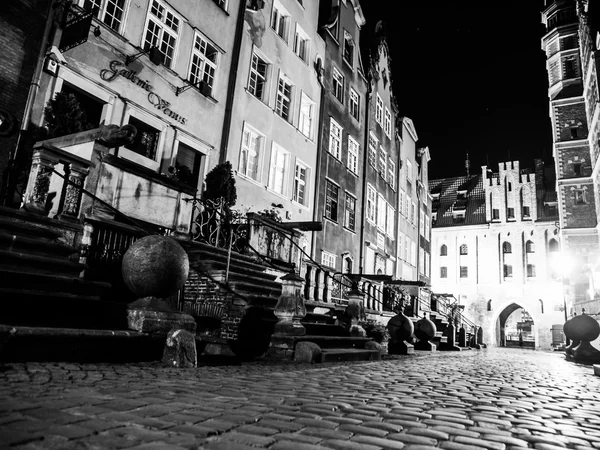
[561, 182, 598, 228]
[0, 0, 50, 194]
[558, 145, 593, 178]
[554, 102, 588, 142]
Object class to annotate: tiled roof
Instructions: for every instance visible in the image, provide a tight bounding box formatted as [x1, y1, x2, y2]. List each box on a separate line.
[429, 175, 487, 227]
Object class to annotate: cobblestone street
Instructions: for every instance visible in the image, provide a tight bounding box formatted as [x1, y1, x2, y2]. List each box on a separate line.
[1, 348, 599, 450]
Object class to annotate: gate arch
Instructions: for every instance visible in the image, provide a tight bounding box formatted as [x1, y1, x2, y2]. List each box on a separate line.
[488, 299, 541, 348]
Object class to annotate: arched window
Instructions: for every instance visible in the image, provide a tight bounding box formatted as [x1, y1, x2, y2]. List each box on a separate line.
[526, 241, 535, 253]
[460, 244, 468, 255]
[487, 299, 492, 311]
[549, 239, 559, 252]
[527, 264, 536, 278]
[503, 241, 512, 254]
[440, 244, 447, 256]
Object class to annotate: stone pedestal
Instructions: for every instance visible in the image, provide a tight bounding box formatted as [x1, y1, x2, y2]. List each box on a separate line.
[387, 310, 414, 355]
[414, 315, 437, 352]
[162, 329, 197, 368]
[127, 307, 196, 334]
[345, 288, 366, 338]
[272, 271, 306, 337]
[458, 326, 467, 347]
[441, 322, 461, 351]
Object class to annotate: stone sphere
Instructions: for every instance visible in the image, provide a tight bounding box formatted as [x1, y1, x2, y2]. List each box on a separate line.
[122, 235, 189, 298]
[563, 316, 576, 340]
[569, 314, 600, 342]
[415, 315, 437, 341]
[387, 311, 414, 341]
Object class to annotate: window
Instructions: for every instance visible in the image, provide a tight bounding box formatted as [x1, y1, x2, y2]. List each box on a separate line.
[384, 108, 391, 137]
[144, 0, 180, 68]
[299, 93, 315, 138]
[343, 255, 353, 274]
[503, 264, 513, 278]
[349, 89, 360, 120]
[460, 266, 468, 278]
[399, 190, 404, 216]
[419, 210, 424, 236]
[406, 160, 413, 182]
[368, 134, 377, 167]
[460, 244, 468, 255]
[376, 95, 383, 125]
[212, 0, 227, 9]
[522, 206, 530, 218]
[275, 76, 293, 121]
[325, 180, 339, 222]
[174, 142, 202, 189]
[398, 232, 404, 260]
[526, 241, 535, 253]
[404, 237, 410, 262]
[343, 30, 354, 65]
[503, 242, 512, 254]
[80, 0, 126, 32]
[321, 251, 336, 269]
[60, 84, 104, 129]
[440, 266, 448, 278]
[440, 244, 447, 256]
[293, 162, 308, 206]
[126, 117, 160, 160]
[386, 204, 395, 238]
[271, 0, 290, 42]
[507, 207, 515, 219]
[239, 124, 263, 181]
[248, 52, 268, 101]
[378, 147, 387, 179]
[268, 143, 289, 195]
[189, 33, 218, 94]
[366, 184, 376, 223]
[388, 159, 396, 189]
[333, 68, 344, 103]
[328, 118, 342, 159]
[294, 25, 310, 63]
[344, 193, 356, 231]
[347, 136, 359, 175]
[419, 248, 424, 274]
[492, 208, 500, 220]
[412, 201, 417, 225]
[377, 194, 386, 231]
[508, 182, 512, 192]
[575, 189, 586, 204]
[573, 162, 582, 176]
[527, 264, 536, 278]
[425, 216, 430, 238]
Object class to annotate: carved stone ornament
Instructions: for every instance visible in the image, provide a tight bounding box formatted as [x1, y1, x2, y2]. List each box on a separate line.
[96, 123, 137, 148]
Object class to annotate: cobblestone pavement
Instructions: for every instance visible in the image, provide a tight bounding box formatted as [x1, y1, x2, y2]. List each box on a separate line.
[1, 348, 600, 450]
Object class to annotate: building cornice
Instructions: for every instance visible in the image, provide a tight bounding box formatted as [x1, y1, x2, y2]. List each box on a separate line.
[557, 176, 594, 185]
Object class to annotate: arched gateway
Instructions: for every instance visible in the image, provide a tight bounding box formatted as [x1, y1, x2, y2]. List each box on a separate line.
[489, 301, 540, 348]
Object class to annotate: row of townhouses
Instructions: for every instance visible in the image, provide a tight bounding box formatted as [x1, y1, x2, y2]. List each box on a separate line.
[0, 0, 432, 290]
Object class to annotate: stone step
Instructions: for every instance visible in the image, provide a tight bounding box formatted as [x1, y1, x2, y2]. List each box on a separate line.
[303, 323, 349, 337]
[185, 241, 274, 271]
[293, 335, 372, 349]
[194, 260, 279, 283]
[0, 268, 111, 297]
[0, 288, 129, 330]
[320, 348, 380, 363]
[0, 229, 78, 258]
[0, 213, 62, 240]
[0, 325, 163, 362]
[0, 249, 86, 277]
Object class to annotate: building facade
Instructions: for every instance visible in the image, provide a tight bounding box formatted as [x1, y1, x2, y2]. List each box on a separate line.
[312, 0, 367, 275]
[542, 0, 600, 317]
[360, 23, 399, 277]
[226, 0, 324, 248]
[430, 160, 564, 349]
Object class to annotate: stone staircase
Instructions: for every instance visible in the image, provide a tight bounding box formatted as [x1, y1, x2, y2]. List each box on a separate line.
[183, 240, 378, 362]
[0, 206, 162, 362]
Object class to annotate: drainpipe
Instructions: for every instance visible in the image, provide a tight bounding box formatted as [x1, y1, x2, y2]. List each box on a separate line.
[3, 0, 59, 205]
[310, 64, 326, 261]
[218, 0, 248, 165]
[359, 81, 372, 274]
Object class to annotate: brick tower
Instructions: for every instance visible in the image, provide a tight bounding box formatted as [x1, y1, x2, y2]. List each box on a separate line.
[541, 0, 600, 316]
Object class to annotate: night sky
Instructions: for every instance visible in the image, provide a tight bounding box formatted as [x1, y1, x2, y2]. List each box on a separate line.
[359, 1, 553, 179]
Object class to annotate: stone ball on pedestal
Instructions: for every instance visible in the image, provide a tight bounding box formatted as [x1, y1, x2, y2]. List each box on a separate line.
[387, 311, 414, 342]
[415, 315, 437, 341]
[569, 314, 600, 342]
[122, 235, 189, 299]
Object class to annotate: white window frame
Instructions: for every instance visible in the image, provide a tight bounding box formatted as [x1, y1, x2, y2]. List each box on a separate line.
[384, 107, 391, 137]
[343, 30, 354, 66]
[328, 118, 342, 160]
[293, 24, 310, 63]
[377, 193, 386, 231]
[293, 160, 309, 207]
[425, 215, 430, 237]
[142, 0, 180, 69]
[386, 203, 395, 239]
[248, 50, 270, 102]
[420, 209, 425, 236]
[298, 92, 315, 139]
[121, 104, 167, 171]
[188, 31, 219, 93]
[347, 136, 359, 175]
[321, 251, 337, 269]
[406, 159, 413, 182]
[398, 232, 405, 261]
[333, 68, 344, 103]
[268, 142, 290, 196]
[271, 0, 290, 43]
[172, 129, 211, 190]
[376, 94, 383, 125]
[366, 184, 376, 224]
[368, 133, 377, 167]
[78, 0, 128, 33]
[275, 74, 293, 121]
[388, 159, 396, 190]
[349, 88, 360, 120]
[378, 146, 387, 180]
[398, 189, 404, 216]
[344, 192, 356, 231]
[238, 123, 264, 182]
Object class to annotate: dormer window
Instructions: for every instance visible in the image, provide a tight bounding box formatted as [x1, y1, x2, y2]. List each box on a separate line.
[456, 189, 467, 200]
